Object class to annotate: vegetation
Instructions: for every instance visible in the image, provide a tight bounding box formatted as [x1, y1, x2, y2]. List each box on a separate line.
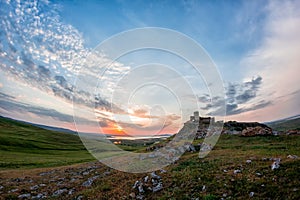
[0, 116, 94, 169]
[267, 116, 300, 131]
[0, 116, 299, 199]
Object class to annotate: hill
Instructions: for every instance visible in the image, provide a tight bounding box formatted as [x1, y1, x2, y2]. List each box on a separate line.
[266, 115, 300, 131]
[0, 116, 94, 169]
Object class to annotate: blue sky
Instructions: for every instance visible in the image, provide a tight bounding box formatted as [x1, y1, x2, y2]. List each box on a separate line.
[0, 0, 299, 135]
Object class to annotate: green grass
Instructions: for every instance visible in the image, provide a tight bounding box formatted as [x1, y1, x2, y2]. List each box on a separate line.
[0, 116, 94, 169]
[0, 116, 299, 199]
[267, 117, 300, 131]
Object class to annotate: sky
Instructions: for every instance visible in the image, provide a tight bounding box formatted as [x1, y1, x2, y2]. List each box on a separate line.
[0, 0, 299, 136]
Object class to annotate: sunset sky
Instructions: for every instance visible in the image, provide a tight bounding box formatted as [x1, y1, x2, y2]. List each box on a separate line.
[0, 0, 299, 136]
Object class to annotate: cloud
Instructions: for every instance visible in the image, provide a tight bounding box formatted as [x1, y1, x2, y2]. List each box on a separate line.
[0, 93, 92, 123]
[199, 76, 268, 116]
[239, 0, 300, 120]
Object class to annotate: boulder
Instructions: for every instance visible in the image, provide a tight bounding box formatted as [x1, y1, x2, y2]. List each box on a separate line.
[271, 158, 281, 170]
[241, 126, 272, 137]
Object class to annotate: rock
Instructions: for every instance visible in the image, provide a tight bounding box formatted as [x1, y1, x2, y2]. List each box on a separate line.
[150, 172, 161, 180]
[249, 192, 254, 197]
[241, 126, 272, 137]
[76, 195, 84, 200]
[271, 158, 281, 170]
[200, 143, 213, 152]
[133, 180, 140, 189]
[246, 159, 252, 164]
[103, 171, 111, 176]
[234, 169, 241, 174]
[82, 171, 89, 176]
[39, 170, 55, 176]
[143, 176, 149, 183]
[184, 142, 196, 152]
[262, 157, 268, 161]
[286, 130, 300, 135]
[52, 189, 68, 197]
[39, 184, 46, 187]
[160, 169, 167, 173]
[68, 188, 75, 195]
[32, 193, 47, 199]
[136, 194, 144, 200]
[13, 178, 23, 182]
[223, 169, 228, 173]
[202, 185, 206, 191]
[152, 182, 163, 192]
[18, 193, 31, 199]
[287, 155, 298, 159]
[138, 184, 144, 193]
[9, 188, 19, 193]
[82, 175, 99, 187]
[129, 192, 136, 198]
[256, 172, 262, 177]
[30, 185, 39, 190]
[0, 185, 3, 190]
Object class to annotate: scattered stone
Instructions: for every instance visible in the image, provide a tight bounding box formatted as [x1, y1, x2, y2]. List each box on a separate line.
[0, 185, 3, 190]
[249, 192, 254, 197]
[39, 170, 55, 176]
[152, 182, 163, 192]
[287, 155, 298, 159]
[262, 157, 268, 161]
[246, 159, 252, 164]
[18, 193, 31, 199]
[234, 169, 241, 174]
[30, 185, 39, 190]
[68, 188, 75, 195]
[223, 193, 227, 197]
[82, 175, 99, 187]
[144, 176, 149, 183]
[103, 171, 111, 176]
[200, 143, 213, 152]
[32, 193, 47, 199]
[133, 180, 140, 189]
[136, 194, 144, 200]
[160, 169, 167, 173]
[150, 172, 161, 180]
[138, 184, 144, 193]
[52, 189, 68, 197]
[129, 192, 136, 198]
[271, 158, 281, 170]
[256, 172, 262, 177]
[82, 171, 89, 176]
[76, 195, 84, 200]
[223, 169, 228, 173]
[13, 178, 23, 182]
[9, 188, 19, 193]
[184, 142, 196, 152]
[202, 185, 206, 191]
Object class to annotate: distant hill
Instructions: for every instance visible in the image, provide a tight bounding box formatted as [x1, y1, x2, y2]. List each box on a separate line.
[266, 114, 300, 131]
[0, 116, 78, 135]
[0, 116, 93, 169]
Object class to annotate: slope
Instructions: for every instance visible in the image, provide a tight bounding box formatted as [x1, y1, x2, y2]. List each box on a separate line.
[0, 116, 94, 169]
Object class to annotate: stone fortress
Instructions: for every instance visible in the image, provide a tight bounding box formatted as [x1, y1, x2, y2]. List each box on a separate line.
[188, 111, 215, 139]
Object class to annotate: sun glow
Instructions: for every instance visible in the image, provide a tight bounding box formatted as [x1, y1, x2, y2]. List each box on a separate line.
[115, 124, 123, 132]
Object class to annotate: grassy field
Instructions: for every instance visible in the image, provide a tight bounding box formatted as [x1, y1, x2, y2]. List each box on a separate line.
[0, 116, 94, 169]
[267, 117, 300, 131]
[75, 134, 299, 200]
[0, 117, 299, 199]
